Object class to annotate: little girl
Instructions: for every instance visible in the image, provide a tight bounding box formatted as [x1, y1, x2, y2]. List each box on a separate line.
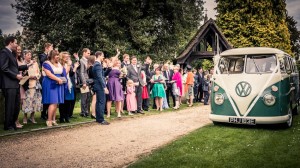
[126, 80, 137, 115]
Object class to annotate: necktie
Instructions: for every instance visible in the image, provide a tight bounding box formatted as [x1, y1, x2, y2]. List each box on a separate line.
[166, 71, 169, 80]
[134, 65, 137, 72]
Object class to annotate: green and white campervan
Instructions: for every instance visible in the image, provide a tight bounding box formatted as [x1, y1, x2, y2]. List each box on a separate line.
[209, 47, 299, 128]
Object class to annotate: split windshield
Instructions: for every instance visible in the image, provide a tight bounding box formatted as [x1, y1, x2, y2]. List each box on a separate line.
[218, 55, 277, 74]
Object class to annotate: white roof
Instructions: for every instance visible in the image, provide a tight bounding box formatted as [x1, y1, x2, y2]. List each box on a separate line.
[220, 47, 286, 56]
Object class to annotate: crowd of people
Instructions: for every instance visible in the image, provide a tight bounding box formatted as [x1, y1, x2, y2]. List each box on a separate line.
[0, 36, 213, 131]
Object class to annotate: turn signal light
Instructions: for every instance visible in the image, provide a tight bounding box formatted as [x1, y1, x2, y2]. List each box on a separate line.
[271, 85, 278, 92]
[214, 86, 219, 92]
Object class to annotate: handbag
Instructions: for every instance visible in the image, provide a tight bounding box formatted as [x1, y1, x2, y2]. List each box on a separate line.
[174, 87, 180, 96]
[86, 78, 94, 86]
[36, 81, 42, 90]
[58, 77, 67, 84]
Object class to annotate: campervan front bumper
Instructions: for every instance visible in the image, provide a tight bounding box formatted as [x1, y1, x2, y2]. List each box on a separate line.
[209, 114, 290, 125]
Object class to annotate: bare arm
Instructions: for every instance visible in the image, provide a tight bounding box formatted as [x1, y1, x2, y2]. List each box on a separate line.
[43, 68, 63, 84]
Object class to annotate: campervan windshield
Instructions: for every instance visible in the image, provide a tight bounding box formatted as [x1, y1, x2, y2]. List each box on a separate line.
[218, 55, 276, 74]
[245, 55, 277, 73]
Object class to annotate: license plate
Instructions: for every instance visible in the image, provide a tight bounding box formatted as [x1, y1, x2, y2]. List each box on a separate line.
[229, 117, 256, 125]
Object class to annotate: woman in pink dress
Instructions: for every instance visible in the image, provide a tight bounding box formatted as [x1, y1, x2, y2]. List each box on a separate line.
[126, 80, 137, 115]
[171, 64, 183, 108]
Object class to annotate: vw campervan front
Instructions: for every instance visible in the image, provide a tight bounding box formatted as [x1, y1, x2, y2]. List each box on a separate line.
[209, 47, 299, 128]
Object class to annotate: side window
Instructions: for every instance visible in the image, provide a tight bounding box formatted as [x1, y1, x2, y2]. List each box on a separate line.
[280, 59, 286, 73]
[284, 56, 291, 72]
[294, 61, 299, 73]
[291, 58, 298, 73]
[218, 57, 244, 74]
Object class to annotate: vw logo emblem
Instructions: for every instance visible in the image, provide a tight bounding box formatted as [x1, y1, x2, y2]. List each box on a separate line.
[235, 81, 252, 97]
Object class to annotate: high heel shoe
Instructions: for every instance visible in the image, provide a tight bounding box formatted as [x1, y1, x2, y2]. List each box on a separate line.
[46, 121, 53, 127]
[29, 118, 37, 124]
[52, 120, 58, 126]
[23, 118, 27, 124]
[91, 115, 96, 119]
[16, 124, 23, 129]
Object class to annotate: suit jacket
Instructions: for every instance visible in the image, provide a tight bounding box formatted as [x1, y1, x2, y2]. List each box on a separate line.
[143, 63, 151, 83]
[38, 53, 47, 68]
[121, 61, 130, 68]
[126, 64, 144, 86]
[0, 48, 28, 89]
[92, 61, 106, 91]
[79, 57, 89, 85]
[69, 64, 76, 87]
[197, 72, 204, 85]
[163, 69, 174, 87]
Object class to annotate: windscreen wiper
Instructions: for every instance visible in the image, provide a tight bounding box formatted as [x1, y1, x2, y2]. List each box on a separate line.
[252, 59, 261, 74]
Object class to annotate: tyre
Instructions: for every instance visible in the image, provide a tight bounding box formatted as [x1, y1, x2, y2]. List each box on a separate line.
[212, 121, 221, 125]
[281, 107, 293, 128]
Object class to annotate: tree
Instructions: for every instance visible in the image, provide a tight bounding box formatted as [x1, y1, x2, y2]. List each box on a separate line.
[0, 29, 4, 49]
[286, 15, 300, 58]
[215, 0, 292, 54]
[12, 0, 204, 62]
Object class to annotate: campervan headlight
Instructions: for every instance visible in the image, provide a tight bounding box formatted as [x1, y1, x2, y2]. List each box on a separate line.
[263, 93, 276, 106]
[214, 93, 224, 105]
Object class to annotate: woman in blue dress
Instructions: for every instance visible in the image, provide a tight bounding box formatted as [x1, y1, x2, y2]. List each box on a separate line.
[42, 50, 67, 127]
[58, 52, 79, 123]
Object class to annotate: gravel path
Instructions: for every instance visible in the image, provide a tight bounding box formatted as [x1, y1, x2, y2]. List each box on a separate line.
[0, 105, 211, 168]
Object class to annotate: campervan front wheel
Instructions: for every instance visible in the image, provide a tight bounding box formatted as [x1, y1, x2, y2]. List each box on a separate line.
[282, 107, 293, 128]
[212, 121, 221, 125]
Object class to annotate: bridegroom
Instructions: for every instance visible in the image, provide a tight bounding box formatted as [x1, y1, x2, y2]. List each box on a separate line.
[126, 56, 145, 114]
[93, 51, 110, 125]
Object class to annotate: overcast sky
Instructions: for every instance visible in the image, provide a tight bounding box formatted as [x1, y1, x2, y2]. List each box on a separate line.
[0, 0, 299, 35]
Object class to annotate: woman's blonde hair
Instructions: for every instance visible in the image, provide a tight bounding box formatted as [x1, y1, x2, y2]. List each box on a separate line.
[88, 55, 96, 65]
[112, 58, 120, 67]
[59, 51, 70, 65]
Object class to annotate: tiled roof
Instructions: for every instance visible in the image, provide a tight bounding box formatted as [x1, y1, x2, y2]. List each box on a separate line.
[176, 18, 232, 62]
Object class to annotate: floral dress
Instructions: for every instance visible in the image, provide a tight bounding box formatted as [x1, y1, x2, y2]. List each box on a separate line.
[22, 62, 43, 113]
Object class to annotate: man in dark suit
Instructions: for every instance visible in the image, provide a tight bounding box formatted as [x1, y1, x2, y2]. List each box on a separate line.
[126, 56, 145, 114]
[163, 63, 175, 107]
[196, 67, 204, 102]
[38, 43, 53, 68]
[93, 51, 110, 125]
[142, 56, 152, 111]
[121, 54, 130, 111]
[39, 42, 53, 120]
[0, 37, 29, 130]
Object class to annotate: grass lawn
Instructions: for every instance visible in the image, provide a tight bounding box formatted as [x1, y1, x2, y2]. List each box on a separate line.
[0, 98, 199, 136]
[129, 115, 300, 168]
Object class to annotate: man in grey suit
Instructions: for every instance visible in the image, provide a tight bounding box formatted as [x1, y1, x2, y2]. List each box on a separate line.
[79, 48, 91, 117]
[126, 56, 145, 114]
